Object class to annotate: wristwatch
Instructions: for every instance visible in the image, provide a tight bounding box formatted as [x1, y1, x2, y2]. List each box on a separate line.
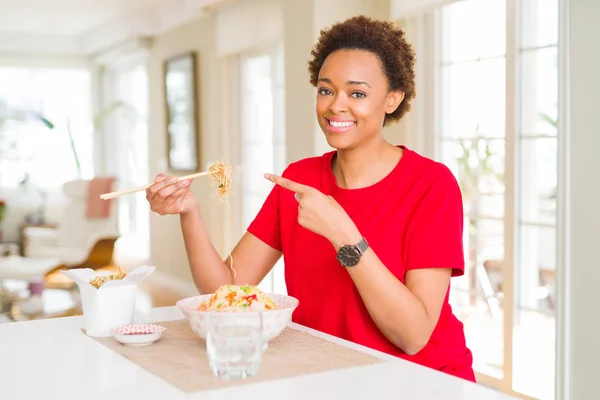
[336, 237, 369, 267]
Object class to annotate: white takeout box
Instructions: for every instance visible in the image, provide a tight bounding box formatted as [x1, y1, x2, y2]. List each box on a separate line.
[61, 266, 156, 337]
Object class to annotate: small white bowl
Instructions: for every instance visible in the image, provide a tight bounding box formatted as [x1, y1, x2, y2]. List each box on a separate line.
[113, 324, 166, 346]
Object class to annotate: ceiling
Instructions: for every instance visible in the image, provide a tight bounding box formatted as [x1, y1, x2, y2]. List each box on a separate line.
[0, 0, 226, 56]
[0, 0, 166, 35]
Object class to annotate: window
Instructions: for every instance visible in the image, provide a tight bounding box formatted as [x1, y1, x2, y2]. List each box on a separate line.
[436, 0, 558, 399]
[514, 1, 558, 398]
[235, 44, 286, 294]
[0, 67, 93, 188]
[102, 63, 150, 262]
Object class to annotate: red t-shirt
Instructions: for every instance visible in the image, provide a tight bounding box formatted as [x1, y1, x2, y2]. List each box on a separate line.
[248, 146, 475, 382]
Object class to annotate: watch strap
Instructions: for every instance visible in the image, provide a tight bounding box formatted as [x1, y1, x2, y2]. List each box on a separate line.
[355, 237, 369, 254]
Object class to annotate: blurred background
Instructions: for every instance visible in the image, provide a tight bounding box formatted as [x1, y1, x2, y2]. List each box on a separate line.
[0, 0, 591, 399]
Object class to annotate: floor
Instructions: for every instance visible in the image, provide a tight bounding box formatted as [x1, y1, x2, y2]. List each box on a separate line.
[457, 303, 556, 400]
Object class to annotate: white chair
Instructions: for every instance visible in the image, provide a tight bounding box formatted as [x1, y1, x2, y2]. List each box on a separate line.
[22, 179, 120, 266]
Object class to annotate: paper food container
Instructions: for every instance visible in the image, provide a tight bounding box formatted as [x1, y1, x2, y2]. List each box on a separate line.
[61, 266, 156, 337]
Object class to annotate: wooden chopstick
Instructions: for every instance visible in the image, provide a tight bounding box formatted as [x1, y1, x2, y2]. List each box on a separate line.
[100, 170, 213, 200]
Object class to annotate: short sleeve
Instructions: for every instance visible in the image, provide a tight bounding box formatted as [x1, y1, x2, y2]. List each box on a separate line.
[247, 183, 282, 251]
[405, 166, 465, 277]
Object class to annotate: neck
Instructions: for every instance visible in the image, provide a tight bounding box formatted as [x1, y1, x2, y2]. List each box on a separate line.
[333, 138, 402, 189]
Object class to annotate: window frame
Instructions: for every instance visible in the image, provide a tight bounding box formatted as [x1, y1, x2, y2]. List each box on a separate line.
[398, 0, 567, 398]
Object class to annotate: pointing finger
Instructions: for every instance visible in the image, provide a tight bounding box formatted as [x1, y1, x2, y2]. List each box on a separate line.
[263, 173, 312, 194]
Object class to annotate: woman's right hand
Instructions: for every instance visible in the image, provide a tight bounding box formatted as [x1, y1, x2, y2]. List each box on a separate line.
[146, 174, 198, 215]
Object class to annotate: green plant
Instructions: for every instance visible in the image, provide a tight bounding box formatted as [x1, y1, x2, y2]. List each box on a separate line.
[0, 101, 54, 130]
[49, 101, 128, 178]
[0, 199, 6, 223]
[540, 111, 558, 200]
[540, 112, 557, 129]
[0, 103, 54, 192]
[454, 137, 504, 206]
[452, 133, 505, 282]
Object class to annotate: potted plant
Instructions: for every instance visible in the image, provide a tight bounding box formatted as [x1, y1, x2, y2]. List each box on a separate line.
[0, 199, 6, 242]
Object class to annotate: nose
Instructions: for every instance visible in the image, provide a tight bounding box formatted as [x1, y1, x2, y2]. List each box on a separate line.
[329, 92, 348, 114]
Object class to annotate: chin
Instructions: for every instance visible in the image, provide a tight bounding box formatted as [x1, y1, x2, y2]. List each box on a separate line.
[324, 133, 356, 150]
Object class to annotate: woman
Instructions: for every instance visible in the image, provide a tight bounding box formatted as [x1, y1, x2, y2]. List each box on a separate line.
[147, 16, 475, 382]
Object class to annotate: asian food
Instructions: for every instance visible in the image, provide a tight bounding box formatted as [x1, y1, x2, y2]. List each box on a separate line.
[207, 160, 236, 278]
[89, 267, 127, 289]
[198, 284, 277, 312]
[207, 160, 233, 204]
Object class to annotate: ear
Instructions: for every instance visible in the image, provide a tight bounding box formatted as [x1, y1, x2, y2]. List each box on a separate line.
[385, 91, 405, 115]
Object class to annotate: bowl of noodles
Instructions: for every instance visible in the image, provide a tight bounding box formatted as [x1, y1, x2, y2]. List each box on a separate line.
[176, 284, 299, 342]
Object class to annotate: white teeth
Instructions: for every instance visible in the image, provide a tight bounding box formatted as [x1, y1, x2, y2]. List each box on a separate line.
[329, 120, 354, 128]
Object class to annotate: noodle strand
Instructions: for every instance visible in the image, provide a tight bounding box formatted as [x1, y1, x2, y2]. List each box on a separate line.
[206, 160, 237, 279]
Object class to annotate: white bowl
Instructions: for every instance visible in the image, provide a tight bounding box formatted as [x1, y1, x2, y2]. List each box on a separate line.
[176, 293, 299, 342]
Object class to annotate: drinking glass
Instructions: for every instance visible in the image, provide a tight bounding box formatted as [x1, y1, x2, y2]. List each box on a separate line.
[205, 311, 265, 380]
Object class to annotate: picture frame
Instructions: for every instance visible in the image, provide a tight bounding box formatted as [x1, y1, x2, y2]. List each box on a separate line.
[164, 52, 200, 172]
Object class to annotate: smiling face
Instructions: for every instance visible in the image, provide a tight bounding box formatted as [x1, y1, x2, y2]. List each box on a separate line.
[315, 49, 404, 151]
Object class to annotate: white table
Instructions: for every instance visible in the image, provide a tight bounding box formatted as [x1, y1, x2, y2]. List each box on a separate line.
[0, 307, 517, 400]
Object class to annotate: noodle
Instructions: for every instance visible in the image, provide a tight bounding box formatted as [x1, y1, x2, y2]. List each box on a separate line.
[198, 284, 277, 312]
[206, 160, 237, 279]
[207, 160, 233, 204]
[89, 267, 127, 289]
[228, 253, 236, 278]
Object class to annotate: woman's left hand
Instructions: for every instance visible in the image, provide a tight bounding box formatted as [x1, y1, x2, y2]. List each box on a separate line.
[264, 173, 361, 248]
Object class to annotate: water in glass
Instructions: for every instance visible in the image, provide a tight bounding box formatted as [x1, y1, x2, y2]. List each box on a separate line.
[206, 311, 265, 380]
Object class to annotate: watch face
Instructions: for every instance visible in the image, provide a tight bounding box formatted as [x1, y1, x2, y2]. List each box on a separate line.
[337, 245, 361, 267]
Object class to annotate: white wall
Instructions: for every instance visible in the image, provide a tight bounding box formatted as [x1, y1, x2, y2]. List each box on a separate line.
[566, 0, 600, 398]
[147, 14, 225, 285]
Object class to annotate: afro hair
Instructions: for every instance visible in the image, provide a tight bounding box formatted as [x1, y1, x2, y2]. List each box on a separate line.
[308, 15, 416, 125]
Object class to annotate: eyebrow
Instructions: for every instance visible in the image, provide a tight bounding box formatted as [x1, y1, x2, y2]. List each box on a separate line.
[318, 77, 371, 88]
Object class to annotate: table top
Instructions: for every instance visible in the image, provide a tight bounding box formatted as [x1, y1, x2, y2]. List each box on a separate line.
[0, 307, 516, 400]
